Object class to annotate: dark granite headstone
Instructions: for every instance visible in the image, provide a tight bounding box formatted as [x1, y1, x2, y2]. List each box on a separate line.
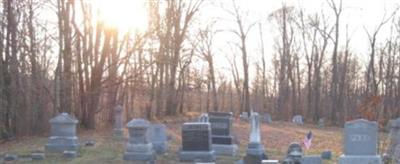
[182, 123, 212, 151]
[209, 112, 238, 156]
[208, 112, 238, 156]
[179, 122, 215, 162]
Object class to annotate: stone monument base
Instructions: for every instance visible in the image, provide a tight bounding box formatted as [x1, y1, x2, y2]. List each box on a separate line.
[243, 154, 268, 164]
[178, 150, 216, 162]
[246, 142, 266, 156]
[45, 136, 79, 153]
[243, 142, 267, 164]
[212, 144, 238, 156]
[123, 143, 156, 162]
[338, 155, 382, 164]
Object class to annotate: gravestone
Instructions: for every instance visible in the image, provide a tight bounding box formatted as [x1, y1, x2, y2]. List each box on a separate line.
[199, 113, 209, 122]
[45, 113, 79, 153]
[31, 150, 45, 160]
[63, 150, 78, 159]
[243, 112, 268, 164]
[321, 150, 332, 160]
[301, 155, 322, 164]
[123, 119, 156, 163]
[338, 119, 382, 164]
[208, 112, 238, 156]
[262, 113, 272, 124]
[317, 118, 325, 128]
[240, 112, 249, 121]
[283, 142, 303, 163]
[4, 153, 18, 162]
[179, 122, 215, 162]
[292, 115, 303, 125]
[113, 105, 124, 139]
[149, 124, 169, 154]
[386, 119, 394, 132]
[387, 117, 400, 162]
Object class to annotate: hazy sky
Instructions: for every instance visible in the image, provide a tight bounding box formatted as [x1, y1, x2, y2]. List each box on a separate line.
[40, 0, 400, 81]
[193, 0, 400, 80]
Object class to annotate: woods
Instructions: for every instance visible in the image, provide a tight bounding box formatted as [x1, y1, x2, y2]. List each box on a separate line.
[1, 0, 400, 139]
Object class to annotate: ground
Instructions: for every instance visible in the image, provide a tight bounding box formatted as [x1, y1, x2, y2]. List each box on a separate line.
[0, 117, 391, 164]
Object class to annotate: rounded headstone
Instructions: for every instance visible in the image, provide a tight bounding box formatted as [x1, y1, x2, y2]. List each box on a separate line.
[49, 113, 78, 124]
[127, 119, 151, 128]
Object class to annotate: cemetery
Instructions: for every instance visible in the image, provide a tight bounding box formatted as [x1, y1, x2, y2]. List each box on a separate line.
[1, 0, 400, 163]
[0, 110, 397, 163]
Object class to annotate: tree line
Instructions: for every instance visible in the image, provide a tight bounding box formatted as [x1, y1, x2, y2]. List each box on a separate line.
[0, 0, 399, 139]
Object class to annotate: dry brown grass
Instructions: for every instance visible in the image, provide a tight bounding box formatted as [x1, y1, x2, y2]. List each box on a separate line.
[0, 118, 390, 163]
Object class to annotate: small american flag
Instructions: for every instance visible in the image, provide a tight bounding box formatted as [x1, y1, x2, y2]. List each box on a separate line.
[303, 131, 313, 150]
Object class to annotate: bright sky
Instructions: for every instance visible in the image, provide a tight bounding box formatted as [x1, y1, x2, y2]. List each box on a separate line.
[39, 0, 400, 82]
[196, 0, 400, 81]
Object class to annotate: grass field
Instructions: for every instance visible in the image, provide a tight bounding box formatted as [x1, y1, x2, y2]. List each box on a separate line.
[0, 118, 391, 164]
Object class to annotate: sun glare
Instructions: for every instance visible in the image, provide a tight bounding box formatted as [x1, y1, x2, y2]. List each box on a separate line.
[96, 0, 148, 33]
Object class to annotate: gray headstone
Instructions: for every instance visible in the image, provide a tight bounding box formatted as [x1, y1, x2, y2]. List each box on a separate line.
[262, 113, 272, 124]
[149, 124, 169, 154]
[240, 112, 249, 121]
[243, 112, 267, 164]
[31, 150, 45, 160]
[45, 113, 79, 153]
[317, 118, 325, 128]
[387, 117, 400, 162]
[113, 105, 124, 138]
[123, 119, 156, 162]
[179, 122, 215, 162]
[63, 150, 78, 158]
[338, 119, 382, 164]
[343, 119, 378, 155]
[321, 150, 332, 160]
[208, 112, 238, 156]
[301, 155, 322, 164]
[292, 115, 303, 125]
[4, 153, 18, 161]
